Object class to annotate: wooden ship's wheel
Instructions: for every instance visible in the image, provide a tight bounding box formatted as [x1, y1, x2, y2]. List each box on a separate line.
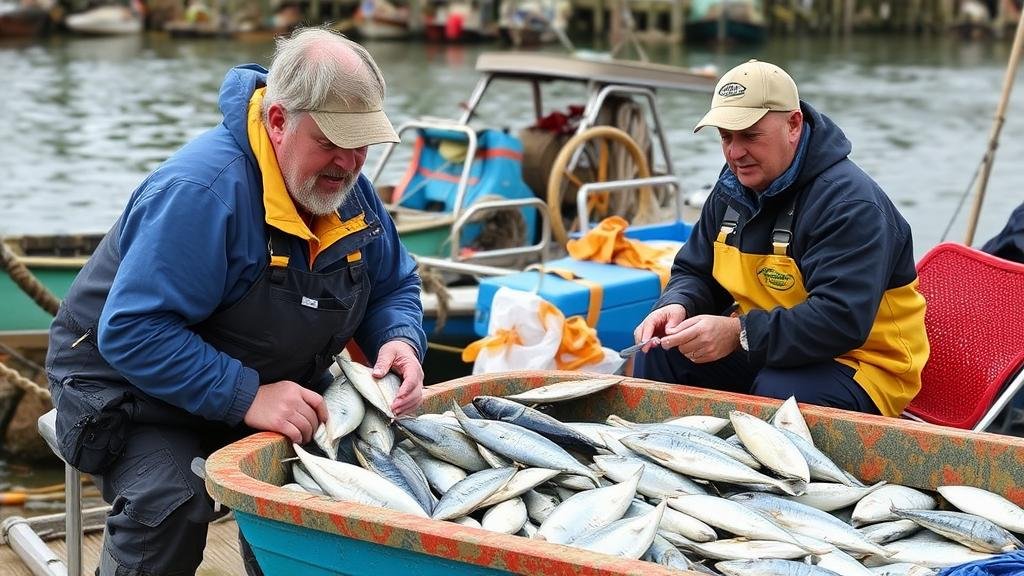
[545, 126, 652, 245]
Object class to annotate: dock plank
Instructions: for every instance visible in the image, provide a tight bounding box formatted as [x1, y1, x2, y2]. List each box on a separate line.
[0, 517, 242, 575]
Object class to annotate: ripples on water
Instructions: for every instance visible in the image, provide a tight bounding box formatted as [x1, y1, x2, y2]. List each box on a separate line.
[3, 33, 1023, 256]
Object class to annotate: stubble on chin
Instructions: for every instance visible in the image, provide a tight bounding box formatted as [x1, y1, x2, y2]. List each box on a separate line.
[287, 171, 358, 216]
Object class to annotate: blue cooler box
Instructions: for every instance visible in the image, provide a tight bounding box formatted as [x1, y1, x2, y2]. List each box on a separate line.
[474, 258, 663, 351]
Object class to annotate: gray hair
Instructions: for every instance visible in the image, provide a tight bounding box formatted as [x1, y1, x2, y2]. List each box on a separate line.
[261, 27, 387, 127]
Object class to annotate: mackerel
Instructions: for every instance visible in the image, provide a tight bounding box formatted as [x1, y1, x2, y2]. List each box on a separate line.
[662, 532, 812, 561]
[389, 445, 439, 514]
[431, 466, 517, 521]
[478, 467, 560, 508]
[868, 563, 938, 575]
[451, 401, 599, 486]
[859, 519, 922, 545]
[625, 498, 717, 542]
[592, 454, 709, 498]
[715, 558, 842, 576]
[336, 352, 400, 419]
[353, 438, 431, 514]
[661, 414, 731, 435]
[502, 376, 623, 403]
[480, 497, 528, 534]
[613, 420, 761, 469]
[771, 396, 813, 444]
[730, 410, 810, 482]
[937, 485, 1024, 534]
[394, 415, 490, 472]
[786, 481, 886, 512]
[356, 405, 394, 454]
[535, 467, 640, 544]
[861, 537, 996, 568]
[852, 485, 936, 527]
[522, 489, 560, 524]
[730, 491, 894, 557]
[667, 494, 822, 553]
[570, 500, 665, 559]
[473, 395, 602, 455]
[778, 427, 863, 486]
[621, 433, 801, 495]
[644, 534, 716, 573]
[891, 507, 1023, 553]
[292, 444, 427, 517]
[405, 445, 467, 493]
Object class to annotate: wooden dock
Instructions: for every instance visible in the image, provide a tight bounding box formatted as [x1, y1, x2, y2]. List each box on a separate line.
[0, 514, 242, 575]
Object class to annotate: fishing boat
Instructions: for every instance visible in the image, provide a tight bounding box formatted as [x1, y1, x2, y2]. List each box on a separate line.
[0, 0, 53, 38]
[194, 370, 1024, 575]
[351, 0, 416, 40]
[372, 51, 714, 360]
[686, 0, 766, 44]
[63, 2, 144, 36]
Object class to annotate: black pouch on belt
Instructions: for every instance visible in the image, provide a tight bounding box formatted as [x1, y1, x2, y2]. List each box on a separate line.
[54, 377, 136, 474]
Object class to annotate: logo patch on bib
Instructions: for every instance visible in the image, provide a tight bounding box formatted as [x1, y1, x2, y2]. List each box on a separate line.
[756, 266, 795, 291]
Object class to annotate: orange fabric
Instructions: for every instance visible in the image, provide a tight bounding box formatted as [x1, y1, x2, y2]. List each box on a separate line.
[461, 328, 522, 363]
[566, 216, 676, 287]
[555, 316, 606, 370]
[540, 302, 605, 371]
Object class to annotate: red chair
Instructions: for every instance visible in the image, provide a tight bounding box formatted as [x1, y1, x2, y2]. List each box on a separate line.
[903, 242, 1024, 431]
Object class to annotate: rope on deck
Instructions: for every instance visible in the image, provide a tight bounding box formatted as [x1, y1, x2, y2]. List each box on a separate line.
[0, 361, 51, 402]
[418, 265, 451, 334]
[0, 237, 61, 317]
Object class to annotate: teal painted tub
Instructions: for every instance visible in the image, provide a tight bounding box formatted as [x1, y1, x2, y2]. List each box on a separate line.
[206, 371, 1024, 576]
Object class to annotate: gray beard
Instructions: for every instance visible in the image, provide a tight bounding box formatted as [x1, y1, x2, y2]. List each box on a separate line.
[287, 171, 358, 216]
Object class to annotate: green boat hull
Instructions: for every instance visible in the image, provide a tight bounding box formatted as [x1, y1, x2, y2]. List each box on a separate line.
[0, 266, 77, 333]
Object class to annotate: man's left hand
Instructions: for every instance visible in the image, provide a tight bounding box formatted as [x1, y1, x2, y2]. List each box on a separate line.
[659, 315, 741, 364]
[373, 340, 424, 416]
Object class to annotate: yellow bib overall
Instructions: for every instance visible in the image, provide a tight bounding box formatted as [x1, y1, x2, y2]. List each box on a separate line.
[712, 203, 928, 417]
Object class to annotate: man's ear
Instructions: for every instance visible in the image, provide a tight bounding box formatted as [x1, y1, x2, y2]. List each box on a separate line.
[266, 103, 288, 144]
[788, 110, 803, 143]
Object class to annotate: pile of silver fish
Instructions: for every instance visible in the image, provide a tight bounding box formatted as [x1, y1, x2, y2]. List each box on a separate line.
[283, 356, 1024, 575]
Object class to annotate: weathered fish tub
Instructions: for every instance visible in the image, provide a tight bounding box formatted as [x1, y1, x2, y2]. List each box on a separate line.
[205, 371, 1024, 576]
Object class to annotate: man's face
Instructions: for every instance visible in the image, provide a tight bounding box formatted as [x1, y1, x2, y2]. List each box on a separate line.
[270, 106, 368, 216]
[717, 111, 802, 193]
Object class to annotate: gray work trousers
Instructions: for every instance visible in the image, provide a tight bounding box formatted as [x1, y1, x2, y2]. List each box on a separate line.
[93, 422, 258, 576]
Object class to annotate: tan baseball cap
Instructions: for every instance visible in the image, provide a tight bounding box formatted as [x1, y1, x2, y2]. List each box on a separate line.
[694, 59, 800, 133]
[308, 94, 399, 150]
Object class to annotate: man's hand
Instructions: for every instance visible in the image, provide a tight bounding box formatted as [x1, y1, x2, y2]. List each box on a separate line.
[373, 340, 424, 417]
[243, 381, 328, 444]
[659, 315, 741, 363]
[633, 304, 688, 354]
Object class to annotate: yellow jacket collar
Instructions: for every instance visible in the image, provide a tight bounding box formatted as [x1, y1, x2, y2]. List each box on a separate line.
[247, 88, 345, 243]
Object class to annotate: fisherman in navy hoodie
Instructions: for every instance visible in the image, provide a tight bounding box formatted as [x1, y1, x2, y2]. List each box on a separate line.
[46, 28, 425, 575]
[633, 60, 929, 418]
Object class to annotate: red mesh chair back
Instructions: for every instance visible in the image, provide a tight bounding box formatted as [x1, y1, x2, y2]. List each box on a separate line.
[905, 242, 1024, 430]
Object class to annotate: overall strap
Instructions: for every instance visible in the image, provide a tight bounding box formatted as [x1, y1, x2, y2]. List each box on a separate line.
[716, 205, 742, 245]
[772, 195, 798, 256]
[267, 227, 292, 284]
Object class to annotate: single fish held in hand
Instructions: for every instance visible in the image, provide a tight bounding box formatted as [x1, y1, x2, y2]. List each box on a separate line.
[336, 352, 401, 419]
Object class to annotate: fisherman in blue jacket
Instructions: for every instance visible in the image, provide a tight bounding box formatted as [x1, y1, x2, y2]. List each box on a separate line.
[633, 60, 929, 417]
[45, 28, 426, 575]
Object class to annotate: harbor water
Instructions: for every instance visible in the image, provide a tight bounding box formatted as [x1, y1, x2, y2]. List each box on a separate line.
[2, 31, 1024, 495]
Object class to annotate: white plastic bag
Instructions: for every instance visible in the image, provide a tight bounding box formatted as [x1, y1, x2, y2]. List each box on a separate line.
[463, 287, 623, 375]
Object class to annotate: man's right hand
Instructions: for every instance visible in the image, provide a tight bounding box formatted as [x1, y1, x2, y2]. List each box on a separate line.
[243, 381, 328, 444]
[633, 304, 688, 354]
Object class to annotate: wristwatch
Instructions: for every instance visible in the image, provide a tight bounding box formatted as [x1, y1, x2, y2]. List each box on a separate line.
[738, 317, 749, 352]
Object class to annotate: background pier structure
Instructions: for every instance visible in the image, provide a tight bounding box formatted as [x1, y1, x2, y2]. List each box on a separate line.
[568, 0, 1021, 42]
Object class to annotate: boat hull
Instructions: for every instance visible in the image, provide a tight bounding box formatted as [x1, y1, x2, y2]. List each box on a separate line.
[207, 371, 1024, 576]
[685, 17, 765, 43]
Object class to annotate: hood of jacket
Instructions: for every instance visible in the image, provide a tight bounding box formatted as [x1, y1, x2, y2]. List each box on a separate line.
[217, 63, 268, 167]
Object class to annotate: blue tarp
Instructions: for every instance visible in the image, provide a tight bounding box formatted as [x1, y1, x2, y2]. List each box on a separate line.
[937, 551, 1024, 576]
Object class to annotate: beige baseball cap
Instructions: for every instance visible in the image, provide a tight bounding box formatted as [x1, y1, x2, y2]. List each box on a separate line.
[308, 94, 399, 150]
[694, 59, 800, 133]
